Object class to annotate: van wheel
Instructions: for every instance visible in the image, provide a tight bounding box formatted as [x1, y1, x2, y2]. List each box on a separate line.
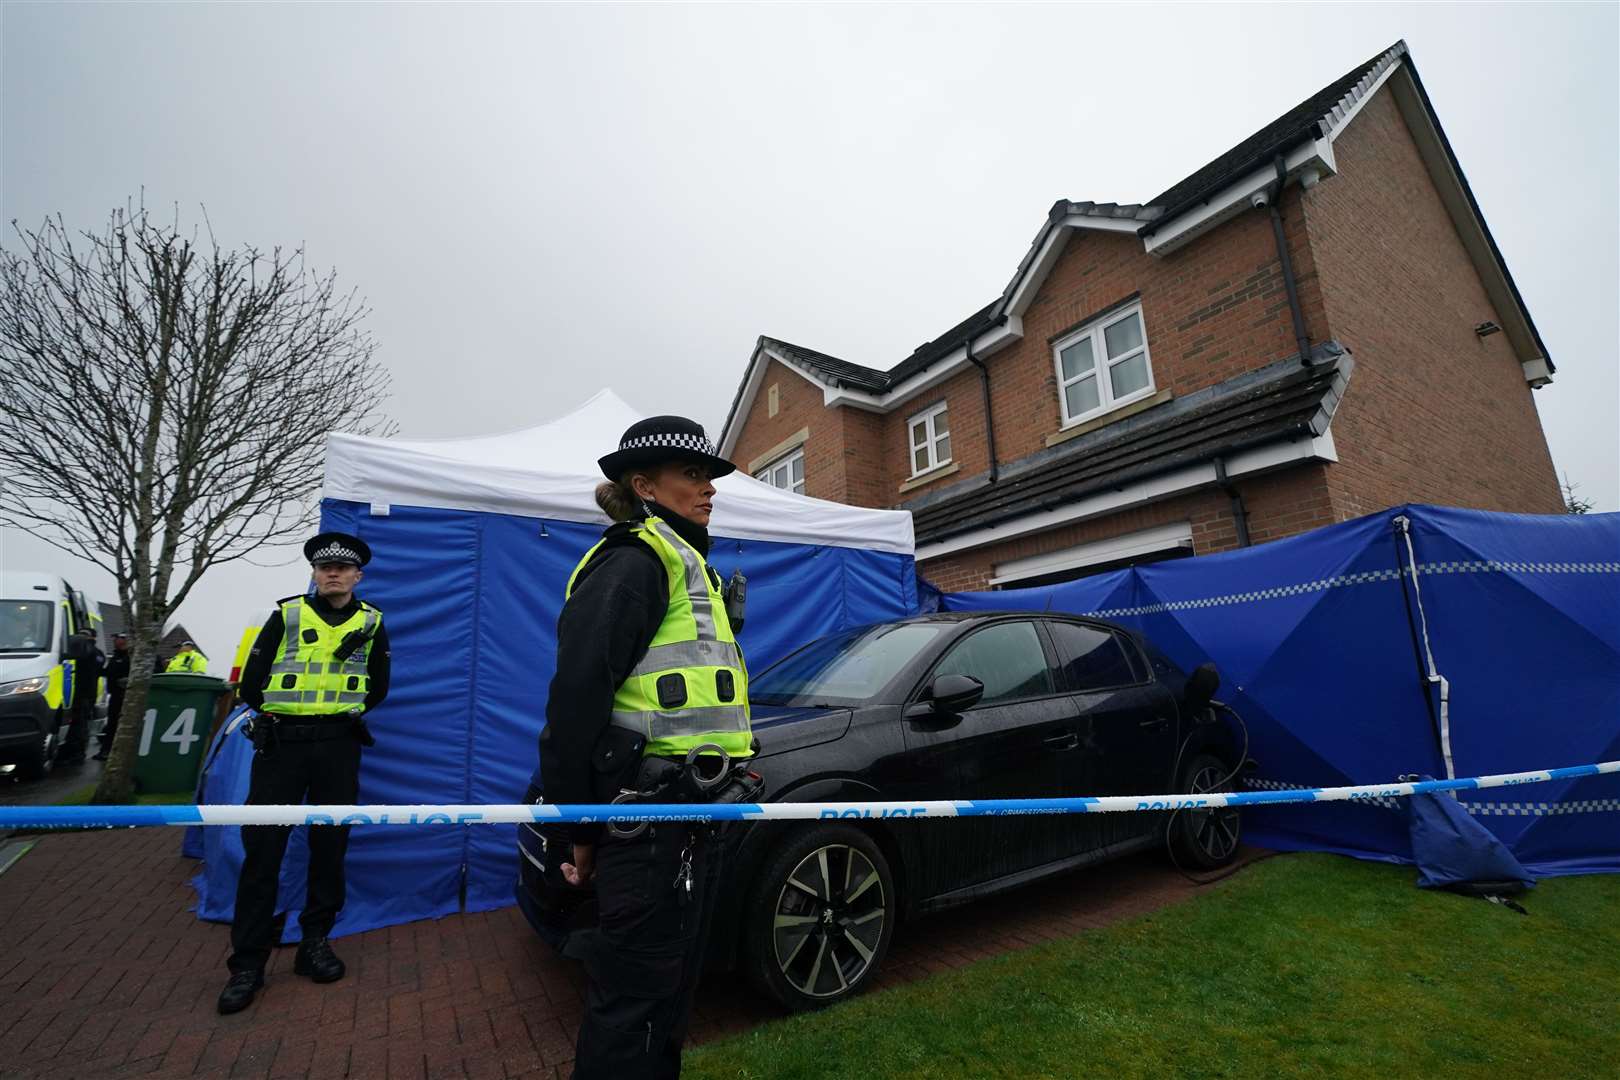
[1167, 752, 1242, 869]
[17, 729, 57, 781]
[742, 825, 895, 1011]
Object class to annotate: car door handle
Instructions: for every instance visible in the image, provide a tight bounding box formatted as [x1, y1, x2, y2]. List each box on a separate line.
[1138, 717, 1170, 729]
[1044, 731, 1080, 751]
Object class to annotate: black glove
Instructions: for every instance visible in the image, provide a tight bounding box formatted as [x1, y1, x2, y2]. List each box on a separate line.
[350, 712, 376, 747]
[245, 713, 276, 751]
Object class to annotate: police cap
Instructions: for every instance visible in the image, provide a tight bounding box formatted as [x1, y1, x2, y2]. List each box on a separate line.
[304, 531, 371, 567]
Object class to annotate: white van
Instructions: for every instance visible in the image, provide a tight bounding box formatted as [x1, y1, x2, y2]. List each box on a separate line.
[0, 573, 98, 778]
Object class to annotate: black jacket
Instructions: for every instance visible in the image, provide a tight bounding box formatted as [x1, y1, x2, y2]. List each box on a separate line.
[105, 649, 132, 694]
[539, 506, 711, 844]
[239, 593, 391, 714]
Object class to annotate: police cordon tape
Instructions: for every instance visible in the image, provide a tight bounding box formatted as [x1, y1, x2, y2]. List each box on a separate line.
[4, 761, 1617, 830]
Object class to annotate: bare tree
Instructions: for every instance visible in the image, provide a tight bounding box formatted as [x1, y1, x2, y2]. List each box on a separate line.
[0, 201, 393, 802]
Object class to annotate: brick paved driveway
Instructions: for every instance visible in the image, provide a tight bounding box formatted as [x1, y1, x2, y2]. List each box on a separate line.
[0, 827, 1264, 1079]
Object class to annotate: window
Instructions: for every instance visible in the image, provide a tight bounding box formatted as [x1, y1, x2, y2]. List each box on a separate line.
[1053, 303, 1155, 426]
[907, 402, 951, 476]
[751, 623, 948, 706]
[754, 447, 804, 494]
[1047, 621, 1142, 692]
[932, 621, 1055, 706]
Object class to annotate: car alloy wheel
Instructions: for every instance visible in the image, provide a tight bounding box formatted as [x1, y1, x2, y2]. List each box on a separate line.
[1168, 751, 1242, 869]
[1183, 760, 1241, 862]
[772, 843, 886, 1000]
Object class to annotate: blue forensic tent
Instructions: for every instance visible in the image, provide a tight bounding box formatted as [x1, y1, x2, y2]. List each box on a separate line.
[940, 505, 1620, 877]
[191, 391, 916, 938]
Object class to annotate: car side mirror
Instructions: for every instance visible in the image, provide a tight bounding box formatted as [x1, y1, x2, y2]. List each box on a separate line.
[930, 674, 984, 714]
[1184, 662, 1220, 713]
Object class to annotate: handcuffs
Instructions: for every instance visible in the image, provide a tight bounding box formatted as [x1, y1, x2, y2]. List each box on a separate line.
[606, 742, 763, 840]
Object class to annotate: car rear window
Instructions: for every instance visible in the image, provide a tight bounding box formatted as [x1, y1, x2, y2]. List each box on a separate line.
[1048, 621, 1141, 692]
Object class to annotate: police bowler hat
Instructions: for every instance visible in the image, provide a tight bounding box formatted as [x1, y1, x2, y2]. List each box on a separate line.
[304, 531, 372, 567]
[598, 416, 737, 481]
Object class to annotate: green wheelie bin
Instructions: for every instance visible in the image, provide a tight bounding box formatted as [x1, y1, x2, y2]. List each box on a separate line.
[135, 672, 229, 795]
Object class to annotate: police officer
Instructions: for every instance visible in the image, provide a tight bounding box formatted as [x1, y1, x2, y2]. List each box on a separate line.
[541, 416, 753, 1079]
[217, 531, 391, 1015]
[166, 640, 207, 673]
[93, 633, 131, 761]
[60, 628, 104, 766]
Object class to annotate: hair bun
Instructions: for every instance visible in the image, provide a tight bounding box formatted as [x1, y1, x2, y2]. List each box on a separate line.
[594, 480, 639, 522]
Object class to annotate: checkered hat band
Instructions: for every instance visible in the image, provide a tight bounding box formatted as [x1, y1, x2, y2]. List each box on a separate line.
[311, 543, 361, 564]
[620, 432, 718, 456]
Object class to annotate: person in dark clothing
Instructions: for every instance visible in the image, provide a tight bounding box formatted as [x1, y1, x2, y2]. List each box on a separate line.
[60, 628, 104, 765]
[541, 416, 754, 1080]
[93, 633, 132, 761]
[216, 531, 391, 1016]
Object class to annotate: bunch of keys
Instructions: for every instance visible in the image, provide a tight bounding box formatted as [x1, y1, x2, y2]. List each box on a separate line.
[674, 843, 694, 905]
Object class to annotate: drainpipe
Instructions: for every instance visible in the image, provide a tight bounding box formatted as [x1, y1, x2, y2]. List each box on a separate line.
[964, 338, 999, 484]
[1256, 154, 1313, 367]
[1213, 457, 1252, 548]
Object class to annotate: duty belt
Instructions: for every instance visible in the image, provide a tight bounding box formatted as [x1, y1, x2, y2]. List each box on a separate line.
[264, 716, 356, 743]
[607, 743, 764, 840]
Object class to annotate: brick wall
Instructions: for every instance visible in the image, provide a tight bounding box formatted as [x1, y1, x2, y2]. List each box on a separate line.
[729, 79, 1563, 584]
[1301, 87, 1563, 517]
[918, 465, 1335, 592]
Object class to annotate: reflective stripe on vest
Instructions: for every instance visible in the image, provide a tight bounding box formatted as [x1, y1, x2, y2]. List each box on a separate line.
[566, 515, 751, 759]
[259, 599, 381, 715]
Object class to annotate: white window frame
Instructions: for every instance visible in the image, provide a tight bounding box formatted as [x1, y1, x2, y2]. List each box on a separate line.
[754, 446, 805, 494]
[907, 401, 952, 478]
[1052, 302, 1157, 429]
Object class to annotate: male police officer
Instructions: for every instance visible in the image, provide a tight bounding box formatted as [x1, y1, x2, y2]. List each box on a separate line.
[217, 531, 391, 1015]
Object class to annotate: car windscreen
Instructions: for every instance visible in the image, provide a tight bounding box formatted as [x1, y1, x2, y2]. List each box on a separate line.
[751, 623, 948, 706]
[0, 601, 53, 654]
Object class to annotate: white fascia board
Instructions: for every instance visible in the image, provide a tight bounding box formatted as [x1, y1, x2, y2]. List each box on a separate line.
[1521, 358, 1553, 388]
[989, 521, 1193, 585]
[718, 348, 770, 458]
[1142, 138, 1338, 259]
[915, 431, 1337, 563]
[1003, 216, 1141, 321]
[823, 316, 1025, 414]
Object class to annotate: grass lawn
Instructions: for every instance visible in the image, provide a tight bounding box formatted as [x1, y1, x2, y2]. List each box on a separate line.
[685, 853, 1618, 1079]
[57, 782, 197, 806]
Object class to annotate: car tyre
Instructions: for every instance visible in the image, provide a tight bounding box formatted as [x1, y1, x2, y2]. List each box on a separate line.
[741, 824, 895, 1011]
[1167, 751, 1242, 870]
[17, 727, 58, 781]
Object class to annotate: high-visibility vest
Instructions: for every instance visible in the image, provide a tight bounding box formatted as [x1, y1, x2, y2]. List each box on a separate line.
[567, 515, 752, 759]
[258, 598, 382, 715]
[166, 650, 207, 674]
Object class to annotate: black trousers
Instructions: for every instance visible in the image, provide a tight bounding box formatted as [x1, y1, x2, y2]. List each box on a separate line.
[566, 824, 725, 1080]
[228, 734, 362, 973]
[98, 692, 124, 754]
[62, 693, 96, 759]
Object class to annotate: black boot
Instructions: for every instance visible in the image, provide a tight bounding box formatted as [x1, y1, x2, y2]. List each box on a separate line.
[293, 937, 345, 983]
[217, 970, 263, 1014]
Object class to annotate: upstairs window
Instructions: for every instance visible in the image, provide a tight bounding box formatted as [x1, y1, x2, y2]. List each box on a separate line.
[754, 446, 804, 494]
[1054, 303, 1156, 427]
[907, 401, 951, 476]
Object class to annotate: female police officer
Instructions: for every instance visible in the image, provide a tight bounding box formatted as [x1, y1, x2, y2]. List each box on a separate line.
[540, 416, 753, 1079]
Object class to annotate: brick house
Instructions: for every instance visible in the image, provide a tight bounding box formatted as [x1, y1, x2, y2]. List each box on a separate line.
[719, 42, 1563, 593]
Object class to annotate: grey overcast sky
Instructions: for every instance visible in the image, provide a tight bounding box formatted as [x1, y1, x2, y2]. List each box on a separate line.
[3, 2, 1617, 666]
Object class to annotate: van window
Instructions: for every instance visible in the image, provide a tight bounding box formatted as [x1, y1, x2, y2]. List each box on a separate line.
[0, 602, 53, 653]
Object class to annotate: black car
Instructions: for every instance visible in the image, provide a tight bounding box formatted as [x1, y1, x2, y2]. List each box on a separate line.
[518, 611, 1243, 1011]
